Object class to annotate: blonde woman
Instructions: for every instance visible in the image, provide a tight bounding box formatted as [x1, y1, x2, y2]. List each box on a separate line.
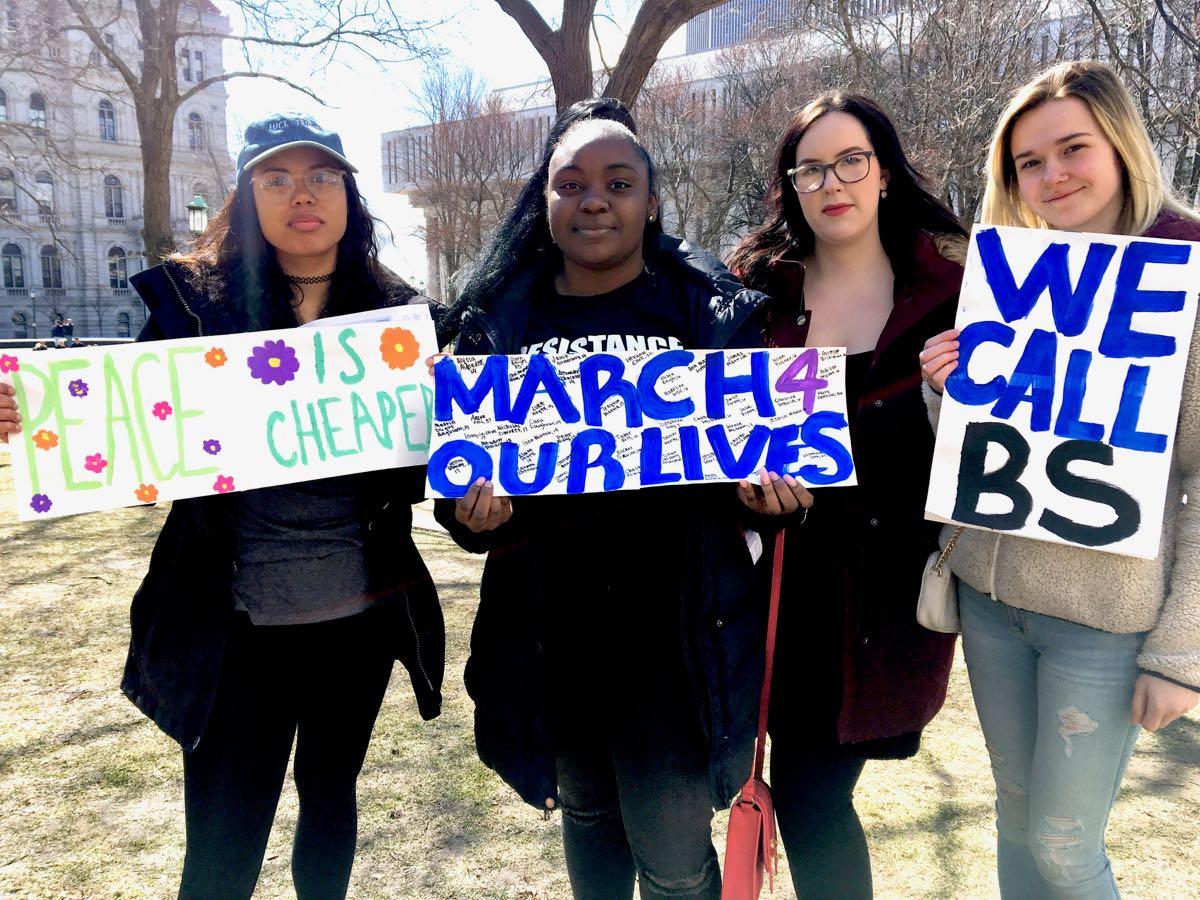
[920, 61, 1200, 899]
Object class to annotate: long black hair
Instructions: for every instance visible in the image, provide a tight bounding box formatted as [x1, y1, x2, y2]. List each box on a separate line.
[450, 98, 662, 330]
[729, 92, 966, 292]
[172, 167, 413, 331]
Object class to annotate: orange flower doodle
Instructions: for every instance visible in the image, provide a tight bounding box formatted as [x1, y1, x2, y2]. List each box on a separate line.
[32, 429, 59, 451]
[134, 483, 158, 503]
[204, 347, 228, 368]
[380, 327, 420, 370]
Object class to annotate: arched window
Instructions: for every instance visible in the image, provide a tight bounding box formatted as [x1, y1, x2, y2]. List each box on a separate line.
[0, 167, 14, 210]
[2, 242, 25, 288]
[98, 99, 116, 141]
[11, 311, 28, 339]
[117, 311, 131, 338]
[108, 245, 128, 289]
[192, 181, 208, 202]
[40, 245, 61, 288]
[103, 174, 123, 219]
[188, 111, 205, 150]
[29, 91, 45, 129]
[0, 89, 7, 122]
[34, 172, 52, 214]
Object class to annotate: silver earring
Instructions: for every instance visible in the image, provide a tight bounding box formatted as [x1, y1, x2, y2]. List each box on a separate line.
[881, 188, 888, 199]
[648, 214, 656, 222]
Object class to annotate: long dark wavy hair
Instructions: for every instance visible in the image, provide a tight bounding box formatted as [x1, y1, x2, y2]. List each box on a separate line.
[171, 167, 413, 332]
[728, 92, 966, 293]
[449, 98, 662, 332]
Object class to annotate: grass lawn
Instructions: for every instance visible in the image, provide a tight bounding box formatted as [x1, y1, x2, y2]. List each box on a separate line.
[1, 455, 1197, 898]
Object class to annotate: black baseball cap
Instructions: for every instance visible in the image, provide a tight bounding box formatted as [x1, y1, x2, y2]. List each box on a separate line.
[236, 113, 357, 176]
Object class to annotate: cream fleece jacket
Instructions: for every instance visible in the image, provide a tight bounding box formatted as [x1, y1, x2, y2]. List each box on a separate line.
[922, 314, 1200, 690]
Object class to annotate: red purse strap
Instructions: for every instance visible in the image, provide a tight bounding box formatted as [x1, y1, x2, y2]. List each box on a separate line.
[751, 528, 786, 781]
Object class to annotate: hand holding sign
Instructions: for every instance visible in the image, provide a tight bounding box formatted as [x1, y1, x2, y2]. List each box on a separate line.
[0, 380, 19, 443]
[454, 477, 514, 533]
[919, 328, 960, 395]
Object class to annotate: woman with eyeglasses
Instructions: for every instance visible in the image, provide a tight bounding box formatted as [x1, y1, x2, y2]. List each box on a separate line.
[728, 92, 967, 897]
[0, 114, 445, 898]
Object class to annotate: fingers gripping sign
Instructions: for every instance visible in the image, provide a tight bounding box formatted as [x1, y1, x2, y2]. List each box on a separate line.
[737, 467, 814, 517]
[919, 327, 960, 395]
[0, 381, 20, 444]
[455, 476, 514, 533]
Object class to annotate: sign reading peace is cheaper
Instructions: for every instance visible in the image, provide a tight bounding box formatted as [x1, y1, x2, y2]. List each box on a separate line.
[1, 307, 437, 520]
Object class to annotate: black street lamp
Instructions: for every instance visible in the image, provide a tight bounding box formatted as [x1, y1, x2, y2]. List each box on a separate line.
[186, 194, 210, 235]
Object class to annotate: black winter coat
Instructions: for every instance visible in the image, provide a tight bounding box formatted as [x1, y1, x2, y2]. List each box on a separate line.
[435, 233, 776, 810]
[120, 261, 444, 751]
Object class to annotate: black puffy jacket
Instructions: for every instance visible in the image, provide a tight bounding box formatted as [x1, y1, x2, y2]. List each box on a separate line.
[120, 261, 444, 751]
[435, 234, 775, 809]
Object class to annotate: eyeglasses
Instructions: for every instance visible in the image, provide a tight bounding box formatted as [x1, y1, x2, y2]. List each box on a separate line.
[787, 152, 875, 194]
[252, 168, 347, 198]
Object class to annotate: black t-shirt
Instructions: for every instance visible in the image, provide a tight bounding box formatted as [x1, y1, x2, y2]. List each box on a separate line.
[517, 269, 702, 707]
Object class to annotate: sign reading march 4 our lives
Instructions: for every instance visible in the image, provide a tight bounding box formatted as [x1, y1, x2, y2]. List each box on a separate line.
[426, 347, 857, 498]
[0, 308, 437, 521]
[926, 226, 1200, 559]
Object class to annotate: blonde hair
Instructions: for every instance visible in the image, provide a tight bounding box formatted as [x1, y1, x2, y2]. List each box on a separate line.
[980, 60, 1196, 234]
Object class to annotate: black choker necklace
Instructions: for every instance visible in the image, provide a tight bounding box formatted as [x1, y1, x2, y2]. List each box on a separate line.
[286, 272, 335, 284]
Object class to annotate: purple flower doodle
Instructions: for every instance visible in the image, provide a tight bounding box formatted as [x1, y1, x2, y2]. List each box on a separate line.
[29, 493, 52, 514]
[68, 379, 89, 398]
[247, 339, 300, 386]
[202, 438, 222, 456]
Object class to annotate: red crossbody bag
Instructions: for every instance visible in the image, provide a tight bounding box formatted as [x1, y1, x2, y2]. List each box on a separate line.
[721, 528, 785, 899]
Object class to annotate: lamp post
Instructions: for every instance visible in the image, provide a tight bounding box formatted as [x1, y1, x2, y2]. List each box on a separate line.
[29, 288, 38, 339]
[186, 195, 209, 235]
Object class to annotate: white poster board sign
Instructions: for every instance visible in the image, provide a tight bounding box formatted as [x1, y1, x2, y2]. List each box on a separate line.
[925, 226, 1199, 559]
[1, 308, 437, 520]
[425, 347, 856, 498]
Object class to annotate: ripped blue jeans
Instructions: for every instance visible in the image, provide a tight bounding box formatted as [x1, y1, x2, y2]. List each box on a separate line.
[958, 581, 1143, 899]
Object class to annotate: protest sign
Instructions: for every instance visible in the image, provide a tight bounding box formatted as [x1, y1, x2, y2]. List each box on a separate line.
[1, 307, 437, 521]
[925, 225, 1199, 559]
[426, 347, 856, 498]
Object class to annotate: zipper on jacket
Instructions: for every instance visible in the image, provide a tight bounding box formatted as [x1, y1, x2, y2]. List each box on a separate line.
[400, 589, 435, 694]
[163, 267, 205, 337]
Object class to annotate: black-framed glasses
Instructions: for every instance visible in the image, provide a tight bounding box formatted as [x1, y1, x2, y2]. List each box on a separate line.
[787, 151, 875, 194]
[252, 168, 347, 198]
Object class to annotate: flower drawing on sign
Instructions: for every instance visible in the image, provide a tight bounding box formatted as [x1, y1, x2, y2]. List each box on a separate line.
[205, 347, 228, 368]
[213, 474, 235, 494]
[134, 483, 158, 503]
[68, 379, 89, 398]
[152, 401, 173, 420]
[29, 493, 52, 514]
[84, 452, 108, 474]
[32, 429, 58, 450]
[0, 354, 19, 374]
[247, 339, 300, 385]
[202, 438, 222, 456]
[380, 326, 420, 370]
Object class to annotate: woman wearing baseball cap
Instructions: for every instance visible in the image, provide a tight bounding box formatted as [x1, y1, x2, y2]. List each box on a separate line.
[0, 114, 446, 898]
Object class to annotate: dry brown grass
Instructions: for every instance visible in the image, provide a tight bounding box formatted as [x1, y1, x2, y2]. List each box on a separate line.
[1, 455, 1197, 899]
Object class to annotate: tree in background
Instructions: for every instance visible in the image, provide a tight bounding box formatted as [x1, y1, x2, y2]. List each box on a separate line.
[409, 66, 533, 302]
[58, 0, 433, 261]
[493, 0, 729, 110]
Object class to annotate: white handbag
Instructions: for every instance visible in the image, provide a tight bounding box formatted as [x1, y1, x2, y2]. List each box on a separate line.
[916, 526, 965, 634]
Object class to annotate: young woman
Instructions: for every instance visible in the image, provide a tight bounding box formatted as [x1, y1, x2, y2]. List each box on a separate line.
[433, 100, 810, 900]
[727, 93, 967, 898]
[0, 114, 444, 899]
[921, 60, 1200, 898]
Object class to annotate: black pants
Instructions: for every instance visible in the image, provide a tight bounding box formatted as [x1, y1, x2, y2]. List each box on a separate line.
[178, 610, 394, 900]
[770, 733, 872, 899]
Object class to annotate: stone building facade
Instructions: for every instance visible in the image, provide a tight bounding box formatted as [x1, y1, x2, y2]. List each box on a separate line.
[0, 0, 233, 340]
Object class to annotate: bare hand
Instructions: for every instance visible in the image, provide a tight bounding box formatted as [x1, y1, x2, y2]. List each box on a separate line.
[0, 382, 20, 444]
[1131, 673, 1199, 731]
[426, 353, 449, 378]
[455, 477, 513, 533]
[919, 328, 960, 395]
[736, 468, 814, 516]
